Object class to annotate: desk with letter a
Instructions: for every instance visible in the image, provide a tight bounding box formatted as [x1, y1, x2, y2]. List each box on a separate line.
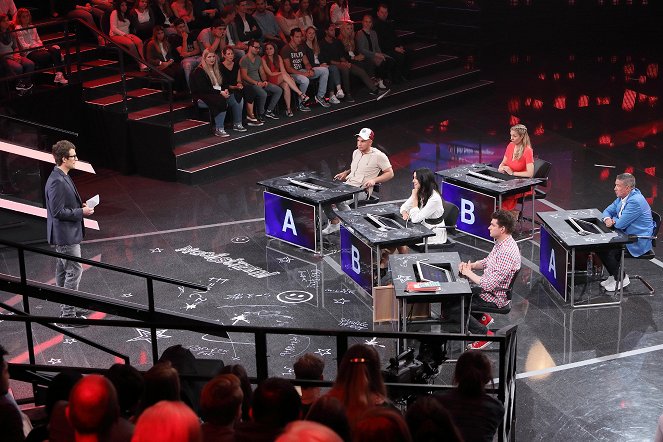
[258, 172, 365, 254]
[436, 165, 543, 242]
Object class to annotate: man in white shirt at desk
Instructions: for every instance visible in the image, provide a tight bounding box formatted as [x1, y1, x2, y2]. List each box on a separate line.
[598, 173, 654, 292]
[322, 128, 394, 235]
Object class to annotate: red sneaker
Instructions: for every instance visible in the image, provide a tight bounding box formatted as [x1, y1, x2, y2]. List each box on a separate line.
[479, 314, 494, 327]
[468, 330, 495, 350]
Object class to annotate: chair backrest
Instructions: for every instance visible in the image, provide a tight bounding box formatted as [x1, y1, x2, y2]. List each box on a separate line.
[442, 201, 459, 233]
[652, 210, 661, 248]
[504, 267, 521, 301]
[532, 158, 552, 187]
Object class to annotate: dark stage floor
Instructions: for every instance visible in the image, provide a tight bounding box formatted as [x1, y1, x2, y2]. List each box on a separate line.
[2, 50, 662, 440]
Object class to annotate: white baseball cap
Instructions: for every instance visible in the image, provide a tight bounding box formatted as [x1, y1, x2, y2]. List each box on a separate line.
[355, 128, 374, 141]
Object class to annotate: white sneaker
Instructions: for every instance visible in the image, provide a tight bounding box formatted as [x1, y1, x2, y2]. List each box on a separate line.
[335, 88, 345, 99]
[54, 72, 68, 85]
[322, 222, 341, 235]
[377, 79, 387, 89]
[603, 275, 630, 292]
[600, 275, 615, 288]
[329, 94, 340, 104]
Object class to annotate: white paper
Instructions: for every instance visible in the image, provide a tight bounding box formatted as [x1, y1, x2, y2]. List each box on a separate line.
[86, 194, 100, 209]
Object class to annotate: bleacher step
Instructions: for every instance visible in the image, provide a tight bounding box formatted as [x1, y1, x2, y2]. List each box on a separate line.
[128, 102, 191, 121]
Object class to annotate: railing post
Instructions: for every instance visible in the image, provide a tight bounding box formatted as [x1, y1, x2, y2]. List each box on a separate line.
[255, 331, 268, 381]
[147, 277, 158, 363]
[118, 47, 128, 113]
[336, 334, 348, 369]
[17, 248, 36, 366]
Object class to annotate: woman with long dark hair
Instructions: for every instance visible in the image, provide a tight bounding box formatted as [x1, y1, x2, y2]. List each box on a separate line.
[145, 25, 186, 91]
[399, 167, 446, 245]
[262, 40, 306, 116]
[109, 0, 147, 70]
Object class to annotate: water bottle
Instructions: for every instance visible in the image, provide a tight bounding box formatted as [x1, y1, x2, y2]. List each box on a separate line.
[586, 253, 594, 280]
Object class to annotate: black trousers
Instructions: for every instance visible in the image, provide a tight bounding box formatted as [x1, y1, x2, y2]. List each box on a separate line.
[597, 248, 624, 278]
[442, 287, 500, 335]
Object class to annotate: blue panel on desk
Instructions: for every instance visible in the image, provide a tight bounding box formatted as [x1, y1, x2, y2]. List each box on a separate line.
[441, 182, 495, 241]
[264, 191, 317, 252]
[540, 227, 568, 300]
[340, 225, 373, 295]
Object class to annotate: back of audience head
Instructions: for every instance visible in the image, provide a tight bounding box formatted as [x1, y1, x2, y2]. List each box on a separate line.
[353, 408, 412, 442]
[132, 400, 201, 442]
[219, 364, 252, 421]
[306, 396, 351, 442]
[67, 375, 120, 435]
[47, 370, 83, 416]
[139, 361, 181, 417]
[328, 344, 386, 422]
[294, 353, 324, 389]
[453, 350, 494, 397]
[405, 396, 463, 442]
[252, 377, 301, 428]
[1, 344, 9, 394]
[106, 363, 144, 419]
[276, 420, 343, 442]
[200, 373, 243, 426]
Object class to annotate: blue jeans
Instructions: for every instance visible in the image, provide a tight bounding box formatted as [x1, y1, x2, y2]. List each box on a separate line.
[227, 94, 244, 125]
[291, 66, 329, 101]
[214, 111, 227, 130]
[244, 83, 282, 115]
[181, 56, 202, 87]
[55, 244, 82, 316]
[327, 64, 341, 90]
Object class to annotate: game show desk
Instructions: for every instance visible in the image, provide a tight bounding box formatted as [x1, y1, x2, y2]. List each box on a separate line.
[436, 164, 544, 242]
[258, 171, 365, 254]
[538, 208, 634, 308]
[389, 252, 472, 334]
[334, 204, 435, 295]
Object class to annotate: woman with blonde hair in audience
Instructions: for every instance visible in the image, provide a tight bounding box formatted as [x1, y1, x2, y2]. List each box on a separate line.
[132, 401, 202, 442]
[337, 19, 374, 79]
[109, 0, 148, 70]
[189, 48, 230, 137]
[262, 40, 307, 117]
[219, 46, 247, 132]
[13, 8, 68, 84]
[275, 0, 298, 44]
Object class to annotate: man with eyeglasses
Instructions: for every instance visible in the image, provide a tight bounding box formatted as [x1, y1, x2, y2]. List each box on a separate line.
[45, 140, 94, 327]
[240, 39, 283, 121]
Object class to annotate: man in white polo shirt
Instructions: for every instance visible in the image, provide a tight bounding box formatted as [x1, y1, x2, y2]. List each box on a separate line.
[322, 128, 394, 234]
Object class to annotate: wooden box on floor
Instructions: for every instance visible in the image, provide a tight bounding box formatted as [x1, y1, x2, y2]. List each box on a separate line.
[372, 285, 431, 323]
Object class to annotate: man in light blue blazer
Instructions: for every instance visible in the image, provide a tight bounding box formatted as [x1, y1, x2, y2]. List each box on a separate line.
[45, 140, 94, 323]
[599, 173, 654, 292]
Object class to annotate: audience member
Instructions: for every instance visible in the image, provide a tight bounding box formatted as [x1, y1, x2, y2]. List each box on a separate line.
[190, 49, 231, 136]
[326, 344, 393, 426]
[132, 401, 202, 442]
[303, 26, 342, 103]
[355, 14, 392, 89]
[220, 5, 248, 58]
[322, 128, 393, 234]
[404, 395, 463, 442]
[319, 22, 377, 101]
[240, 40, 282, 122]
[329, 0, 348, 24]
[0, 0, 15, 18]
[146, 25, 187, 91]
[67, 374, 134, 442]
[220, 46, 247, 132]
[281, 27, 330, 110]
[373, 4, 408, 82]
[435, 350, 504, 442]
[171, 18, 202, 85]
[655, 413, 663, 442]
[275, 0, 298, 44]
[0, 345, 25, 442]
[171, 0, 196, 29]
[105, 364, 144, 419]
[235, 0, 262, 45]
[129, 0, 155, 40]
[109, 1, 147, 70]
[193, 0, 219, 29]
[151, 0, 177, 34]
[219, 364, 253, 422]
[252, 0, 282, 46]
[296, 0, 314, 30]
[306, 396, 351, 442]
[276, 421, 343, 442]
[293, 353, 325, 416]
[0, 13, 33, 92]
[353, 408, 411, 442]
[337, 19, 386, 97]
[311, 0, 330, 35]
[234, 377, 301, 442]
[197, 18, 227, 58]
[262, 40, 306, 117]
[13, 8, 68, 83]
[199, 374, 243, 442]
[54, 0, 106, 46]
[135, 361, 182, 420]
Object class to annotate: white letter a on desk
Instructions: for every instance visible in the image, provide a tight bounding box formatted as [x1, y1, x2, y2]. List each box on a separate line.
[548, 250, 556, 279]
[461, 199, 475, 224]
[282, 209, 297, 235]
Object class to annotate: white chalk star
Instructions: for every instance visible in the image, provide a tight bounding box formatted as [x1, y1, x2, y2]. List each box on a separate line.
[126, 328, 172, 343]
[231, 314, 250, 325]
[63, 338, 78, 345]
[276, 256, 292, 263]
[334, 298, 349, 304]
[315, 348, 332, 357]
[185, 303, 197, 310]
[47, 358, 61, 365]
[282, 367, 294, 376]
[394, 275, 412, 283]
[121, 293, 133, 298]
[150, 248, 163, 253]
[364, 337, 385, 348]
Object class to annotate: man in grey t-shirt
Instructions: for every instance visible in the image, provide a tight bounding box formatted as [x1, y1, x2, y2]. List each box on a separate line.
[239, 40, 283, 122]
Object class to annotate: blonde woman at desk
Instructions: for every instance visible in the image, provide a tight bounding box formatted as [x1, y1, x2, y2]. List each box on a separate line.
[497, 123, 534, 219]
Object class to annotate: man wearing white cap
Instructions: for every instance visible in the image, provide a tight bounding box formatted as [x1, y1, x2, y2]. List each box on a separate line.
[322, 127, 394, 234]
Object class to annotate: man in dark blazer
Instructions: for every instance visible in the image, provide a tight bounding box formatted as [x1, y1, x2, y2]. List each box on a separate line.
[45, 140, 94, 323]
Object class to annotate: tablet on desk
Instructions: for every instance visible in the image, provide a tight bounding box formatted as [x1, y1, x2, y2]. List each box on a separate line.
[416, 261, 454, 283]
[366, 213, 403, 231]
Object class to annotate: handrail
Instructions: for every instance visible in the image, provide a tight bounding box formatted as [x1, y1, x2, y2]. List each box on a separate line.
[0, 113, 78, 136]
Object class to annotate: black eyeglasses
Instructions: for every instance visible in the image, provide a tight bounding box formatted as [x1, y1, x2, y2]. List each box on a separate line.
[252, 45, 261, 49]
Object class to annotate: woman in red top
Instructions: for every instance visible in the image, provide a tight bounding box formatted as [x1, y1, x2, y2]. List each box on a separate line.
[497, 124, 534, 213]
[262, 41, 308, 117]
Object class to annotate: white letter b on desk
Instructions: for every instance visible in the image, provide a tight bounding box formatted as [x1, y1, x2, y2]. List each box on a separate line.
[461, 199, 475, 224]
[351, 245, 360, 274]
[282, 209, 297, 235]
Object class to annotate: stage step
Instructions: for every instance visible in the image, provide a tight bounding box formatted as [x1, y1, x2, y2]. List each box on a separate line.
[410, 54, 459, 78]
[85, 94, 129, 107]
[173, 119, 212, 144]
[127, 102, 192, 121]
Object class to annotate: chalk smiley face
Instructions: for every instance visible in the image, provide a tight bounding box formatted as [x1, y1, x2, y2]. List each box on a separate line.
[276, 290, 314, 304]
